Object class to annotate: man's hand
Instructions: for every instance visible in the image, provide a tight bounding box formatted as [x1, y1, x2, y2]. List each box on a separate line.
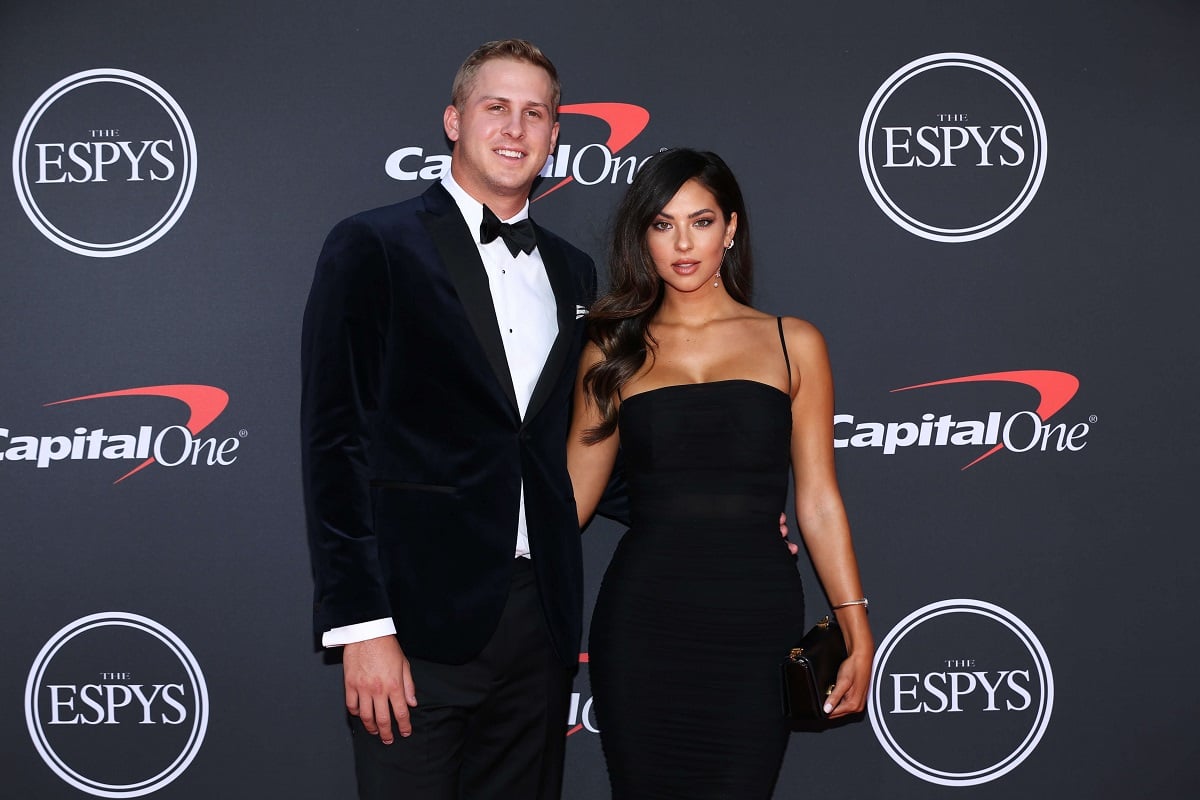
[343, 635, 417, 744]
[780, 512, 799, 556]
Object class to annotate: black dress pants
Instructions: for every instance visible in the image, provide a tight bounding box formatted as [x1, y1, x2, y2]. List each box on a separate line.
[351, 558, 573, 799]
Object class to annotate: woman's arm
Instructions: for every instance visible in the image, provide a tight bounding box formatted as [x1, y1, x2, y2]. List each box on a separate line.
[568, 341, 621, 527]
[785, 316, 874, 718]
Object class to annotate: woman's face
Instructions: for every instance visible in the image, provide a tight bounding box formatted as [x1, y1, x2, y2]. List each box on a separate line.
[646, 178, 737, 294]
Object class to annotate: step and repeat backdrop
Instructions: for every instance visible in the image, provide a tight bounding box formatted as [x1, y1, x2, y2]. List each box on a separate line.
[3, 1, 1197, 798]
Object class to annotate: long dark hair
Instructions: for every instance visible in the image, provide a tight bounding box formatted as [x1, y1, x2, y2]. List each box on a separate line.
[582, 148, 753, 443]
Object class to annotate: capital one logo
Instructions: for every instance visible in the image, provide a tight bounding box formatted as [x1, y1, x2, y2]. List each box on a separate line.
[835, 370, 1091, 469]
[13, 69, 198, 257]
[26, 612, 209, 797]
[860, 54, 1047, 242]
[386, 102, 652, 199]
[0, 384, 242, 483]
[566, 652, 599, 737]
[870, 600, 1053, 786]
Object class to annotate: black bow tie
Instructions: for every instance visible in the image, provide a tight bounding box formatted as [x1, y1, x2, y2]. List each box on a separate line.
[480, 205, 536, 257]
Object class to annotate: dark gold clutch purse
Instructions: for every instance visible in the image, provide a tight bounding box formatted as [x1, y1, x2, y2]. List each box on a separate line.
[781, 616, 847, 720]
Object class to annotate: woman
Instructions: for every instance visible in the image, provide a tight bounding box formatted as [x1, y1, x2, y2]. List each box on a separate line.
[568, 148, 873, 798]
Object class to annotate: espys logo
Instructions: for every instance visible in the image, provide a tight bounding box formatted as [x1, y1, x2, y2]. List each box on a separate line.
[0, 384, 243, 483]
[869, 600, 1054, 786]
[860, 53, 1047, 242]
[25, 612, 209, 797]
[13, 69, 197, 257]
[387, 102, 651, 200]
[835, 370, 1091, 469]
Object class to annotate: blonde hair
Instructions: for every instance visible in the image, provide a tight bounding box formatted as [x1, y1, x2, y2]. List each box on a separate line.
[450, 39, 561, 119]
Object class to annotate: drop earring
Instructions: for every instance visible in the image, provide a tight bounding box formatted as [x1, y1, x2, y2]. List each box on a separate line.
[715, 240, 732, 287]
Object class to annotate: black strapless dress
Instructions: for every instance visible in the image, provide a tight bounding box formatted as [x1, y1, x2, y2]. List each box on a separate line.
[589, 379, 806, 799]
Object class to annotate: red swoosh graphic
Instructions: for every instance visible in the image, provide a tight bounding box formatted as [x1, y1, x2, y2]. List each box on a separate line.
[891, 370, 1079, 470]
[45, 384, 230, 483]
[534, 103, 651, 201]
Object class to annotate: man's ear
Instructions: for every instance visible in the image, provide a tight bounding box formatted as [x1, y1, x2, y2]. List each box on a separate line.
[444, 105, 460, 142]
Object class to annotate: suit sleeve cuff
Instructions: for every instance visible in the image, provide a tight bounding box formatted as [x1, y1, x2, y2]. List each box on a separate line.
[322, 618, 397, 648]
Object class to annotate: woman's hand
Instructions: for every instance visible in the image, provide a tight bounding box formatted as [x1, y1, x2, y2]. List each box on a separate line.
[825, 646, 874, 718]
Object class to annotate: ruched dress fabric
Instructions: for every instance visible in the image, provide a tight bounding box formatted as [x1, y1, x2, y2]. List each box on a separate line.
[589, 379, 806, 799]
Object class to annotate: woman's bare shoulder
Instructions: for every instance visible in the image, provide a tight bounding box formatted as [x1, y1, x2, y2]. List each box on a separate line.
[777, 315, 829, 360]
[582, 339, 605, 360]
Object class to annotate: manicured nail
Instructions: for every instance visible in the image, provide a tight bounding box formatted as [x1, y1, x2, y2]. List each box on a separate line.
[823, 702, 833, 714]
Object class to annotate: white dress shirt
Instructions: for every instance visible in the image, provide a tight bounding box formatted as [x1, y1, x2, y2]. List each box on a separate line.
[323, 174, 558, 647]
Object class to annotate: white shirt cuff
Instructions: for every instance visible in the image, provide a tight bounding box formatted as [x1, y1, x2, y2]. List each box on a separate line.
[322, 617, 397, 648]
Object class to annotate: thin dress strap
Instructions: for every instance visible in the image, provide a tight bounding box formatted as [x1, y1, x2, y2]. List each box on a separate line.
[776, 316, 792, 394]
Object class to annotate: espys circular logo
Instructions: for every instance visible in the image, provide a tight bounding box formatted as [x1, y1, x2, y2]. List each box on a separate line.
[25, 612, 209, 797]
[860, 54, 1047, 242]
[12, 69, 197, 257]
[869, 599, 1053, 786]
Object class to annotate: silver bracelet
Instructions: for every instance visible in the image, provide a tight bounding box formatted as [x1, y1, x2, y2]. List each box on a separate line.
[832, 598, 869, 611]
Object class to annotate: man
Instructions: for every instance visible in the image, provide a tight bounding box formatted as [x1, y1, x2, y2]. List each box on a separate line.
[301, 40, 593, 798]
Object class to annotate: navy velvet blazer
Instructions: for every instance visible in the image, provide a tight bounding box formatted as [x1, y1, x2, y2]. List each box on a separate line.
[301, 183, 596, 666]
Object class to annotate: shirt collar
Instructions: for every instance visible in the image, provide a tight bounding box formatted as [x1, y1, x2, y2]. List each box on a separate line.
[441, 172, 531, 238]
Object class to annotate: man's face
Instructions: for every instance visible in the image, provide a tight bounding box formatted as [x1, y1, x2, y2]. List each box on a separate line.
[444, 58, 559, 213]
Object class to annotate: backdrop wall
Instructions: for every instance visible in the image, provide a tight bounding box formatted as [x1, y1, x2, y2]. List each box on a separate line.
[3, 1, 1197, 797]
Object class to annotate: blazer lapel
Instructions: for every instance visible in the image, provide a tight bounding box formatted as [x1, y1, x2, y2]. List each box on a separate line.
[525, 228, 575, 423]
[419, 185, 520, 415]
